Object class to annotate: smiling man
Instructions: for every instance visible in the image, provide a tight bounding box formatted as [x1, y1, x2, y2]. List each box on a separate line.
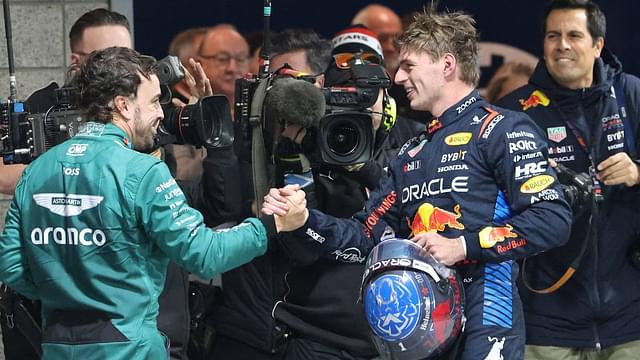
[264, 5, 572, 359]
[0, 47, 278, 360]
[498, 0, 640, 358]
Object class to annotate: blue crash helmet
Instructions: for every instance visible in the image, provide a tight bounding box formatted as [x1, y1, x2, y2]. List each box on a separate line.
[360, 239, 465, 360]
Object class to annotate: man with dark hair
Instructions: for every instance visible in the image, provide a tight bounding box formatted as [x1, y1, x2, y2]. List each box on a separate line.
[0, 8, 137, 359]
[210, 28, 334, 359]
[0, 46, 281, 360]
[498, 0, 640, 358]
[68, 8, 131, 69]
[265, 6, 572, 359]
[270, 28, 333, 79]
[0, 9, 133, 197]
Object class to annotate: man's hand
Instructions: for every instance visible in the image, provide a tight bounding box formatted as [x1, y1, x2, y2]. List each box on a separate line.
[411, 233, 466, 266]
[597, 152, 640, 187]
[262, 185, 309, 232]
[172, 58, 213, 108]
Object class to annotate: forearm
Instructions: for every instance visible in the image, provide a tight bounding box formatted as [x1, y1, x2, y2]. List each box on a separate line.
[0, 163, 26, 195]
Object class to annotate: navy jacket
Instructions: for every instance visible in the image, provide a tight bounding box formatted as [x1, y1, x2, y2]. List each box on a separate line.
[498, 49, 640, 349]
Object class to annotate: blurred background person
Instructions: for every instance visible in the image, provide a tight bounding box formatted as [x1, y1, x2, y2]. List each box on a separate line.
[244, 31, 266, 75]
[352, 5, 431, 124]
[197, 24, 249, 110]
[484, 61, 533, 103]
[166, 27, 210, 182]
[351, 4, 402, 76]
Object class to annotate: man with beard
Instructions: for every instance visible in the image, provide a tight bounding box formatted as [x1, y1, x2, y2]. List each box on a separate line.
[0, 47, 282, 359]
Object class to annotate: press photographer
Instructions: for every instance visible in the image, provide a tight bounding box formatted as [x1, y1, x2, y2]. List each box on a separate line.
[497, 0, 640, 355]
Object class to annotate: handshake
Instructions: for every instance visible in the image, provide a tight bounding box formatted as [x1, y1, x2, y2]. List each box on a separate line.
[261, 185, 309, 233]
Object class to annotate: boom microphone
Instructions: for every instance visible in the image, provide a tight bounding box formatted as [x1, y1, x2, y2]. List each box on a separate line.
[265, 77, 326, 129]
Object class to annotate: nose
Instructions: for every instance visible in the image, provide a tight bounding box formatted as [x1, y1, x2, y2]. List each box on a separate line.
[225, 58, 239, 72]
[558, 35, 571, 50]
[395, 68, 407, 85]
[225, 58, 247, 75]
[157, 106, 165, 121]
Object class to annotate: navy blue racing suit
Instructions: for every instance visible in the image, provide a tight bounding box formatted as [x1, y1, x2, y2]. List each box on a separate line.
[285, 90, 572, 359]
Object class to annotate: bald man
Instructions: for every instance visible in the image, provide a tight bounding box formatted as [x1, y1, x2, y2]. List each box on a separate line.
[352, 4, 402, 75]
[197, 25, 249, 107]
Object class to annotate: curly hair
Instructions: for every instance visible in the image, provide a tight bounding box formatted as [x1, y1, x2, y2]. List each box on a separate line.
[75, 47, 157, 123]
[397, 4, 480, 86]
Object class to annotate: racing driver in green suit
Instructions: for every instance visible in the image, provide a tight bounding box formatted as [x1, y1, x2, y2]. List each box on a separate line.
[0, 47, 303, 359]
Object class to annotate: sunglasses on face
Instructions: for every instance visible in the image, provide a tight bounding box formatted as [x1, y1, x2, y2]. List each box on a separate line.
[332, 52, 382, 69]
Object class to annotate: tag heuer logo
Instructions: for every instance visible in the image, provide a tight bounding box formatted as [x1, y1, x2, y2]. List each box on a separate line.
[33, 193, 104, 217]
[547, 126, 567, 143]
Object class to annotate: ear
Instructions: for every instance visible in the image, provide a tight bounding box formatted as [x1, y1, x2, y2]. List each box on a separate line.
[315, 73, 325, 88]
[442, 53, 457, 79]
[594, 36, 604, 58]
[113, 95, 134, 121]
[70, 53, 81, 69]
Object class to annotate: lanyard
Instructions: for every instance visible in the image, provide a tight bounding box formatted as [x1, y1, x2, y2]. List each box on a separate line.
[557, 110, 604, 201]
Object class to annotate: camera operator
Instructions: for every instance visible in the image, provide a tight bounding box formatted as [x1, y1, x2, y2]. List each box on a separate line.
[498, 0, 640, 357]
[210, 28, 334, 359]
[0, 46, 280, 360]
[266, 25, 423, 360]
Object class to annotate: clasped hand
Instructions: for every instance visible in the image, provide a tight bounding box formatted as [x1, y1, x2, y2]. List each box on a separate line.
[261, 185, 309, 232]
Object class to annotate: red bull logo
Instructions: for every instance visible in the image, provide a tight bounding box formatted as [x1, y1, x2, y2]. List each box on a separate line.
[519, 90, 550, 111]
[479, 224, 518, 249]
[410, 203, 464, 235]
[427, 119, 443, 135]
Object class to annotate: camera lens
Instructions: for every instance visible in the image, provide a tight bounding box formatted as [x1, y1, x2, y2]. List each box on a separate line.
[318, 112, 374, 166]
[327, 120, 359, 156]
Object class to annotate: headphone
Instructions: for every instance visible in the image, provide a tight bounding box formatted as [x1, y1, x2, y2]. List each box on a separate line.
[381, 89, 397, 133]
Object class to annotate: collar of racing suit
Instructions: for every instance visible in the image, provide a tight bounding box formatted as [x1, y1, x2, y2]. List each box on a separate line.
[75, 122, 135, 150]
[427, 89, 484, 136]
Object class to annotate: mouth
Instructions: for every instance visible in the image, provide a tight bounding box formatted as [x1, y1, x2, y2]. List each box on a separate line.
[405, 87, 415, 99]
[553, 53, 575, 63]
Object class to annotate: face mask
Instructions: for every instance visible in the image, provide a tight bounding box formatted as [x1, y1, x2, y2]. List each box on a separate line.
[276, 136, 311, 174]
[275, 136, 303, 157]
[300, 127, 318, 157]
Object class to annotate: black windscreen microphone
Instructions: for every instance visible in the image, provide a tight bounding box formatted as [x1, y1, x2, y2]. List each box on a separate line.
[264, 77, 326, 129]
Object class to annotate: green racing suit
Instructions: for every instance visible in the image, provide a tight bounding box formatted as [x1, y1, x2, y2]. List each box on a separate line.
[0, 122, 273, 359]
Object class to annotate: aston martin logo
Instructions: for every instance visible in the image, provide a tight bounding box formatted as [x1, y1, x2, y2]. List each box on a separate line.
[33, 193, 104, 217]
